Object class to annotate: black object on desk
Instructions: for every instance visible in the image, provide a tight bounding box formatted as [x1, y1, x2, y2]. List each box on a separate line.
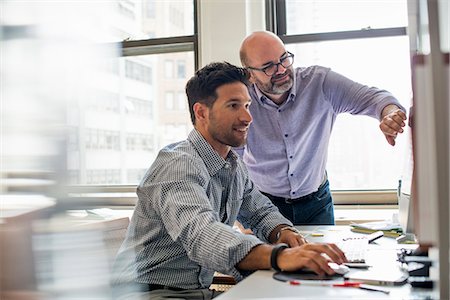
[408, 276, 434, 288]
[273, 270, 342, 282]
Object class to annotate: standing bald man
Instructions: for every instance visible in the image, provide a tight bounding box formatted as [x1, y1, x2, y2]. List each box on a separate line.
[238, 31, 407, 225]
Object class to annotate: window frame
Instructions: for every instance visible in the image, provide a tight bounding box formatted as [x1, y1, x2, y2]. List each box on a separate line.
[66, 185, 398, 206]
[265, 0, 407, 40]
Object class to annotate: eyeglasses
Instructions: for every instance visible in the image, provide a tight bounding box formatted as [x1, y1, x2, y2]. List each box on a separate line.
[247, 52, 294, 76]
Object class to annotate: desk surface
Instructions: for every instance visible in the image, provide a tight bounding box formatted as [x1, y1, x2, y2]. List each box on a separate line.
[216, 226, 437, 300]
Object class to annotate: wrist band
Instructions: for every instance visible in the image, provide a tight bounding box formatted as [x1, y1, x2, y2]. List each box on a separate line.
[270, 243, 289, 271]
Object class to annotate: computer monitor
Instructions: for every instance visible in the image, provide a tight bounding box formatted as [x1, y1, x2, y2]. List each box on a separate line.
[398, 115, 415, 235]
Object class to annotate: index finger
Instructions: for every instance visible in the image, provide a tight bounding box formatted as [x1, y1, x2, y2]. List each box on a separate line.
[395, 110, 407, 120]
[325, 243, 348, 263]
[303, 243, 347, 264]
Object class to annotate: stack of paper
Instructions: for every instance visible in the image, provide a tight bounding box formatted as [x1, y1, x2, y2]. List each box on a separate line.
[350, 221, 403, 238]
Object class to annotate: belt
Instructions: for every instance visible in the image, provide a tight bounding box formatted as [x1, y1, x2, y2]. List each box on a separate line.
[136, 282, 186, 292]
[261, 174, 329, 204]
[286, 176, 328, 204]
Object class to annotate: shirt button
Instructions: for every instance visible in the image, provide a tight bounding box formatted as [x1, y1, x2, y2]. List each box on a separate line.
[289, 156, 293, 159]
[278, 109, 281, 112]
[284, 134, 288, 137]
[224, 163, 231, 169]
[292, 192, 296, 195]
[290, 173, 294, 176]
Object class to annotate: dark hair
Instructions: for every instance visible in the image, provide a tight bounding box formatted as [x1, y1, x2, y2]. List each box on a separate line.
[185, 62, 249, 125]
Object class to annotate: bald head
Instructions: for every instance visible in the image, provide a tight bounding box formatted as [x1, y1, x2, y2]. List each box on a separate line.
[239, 31, 286, 67]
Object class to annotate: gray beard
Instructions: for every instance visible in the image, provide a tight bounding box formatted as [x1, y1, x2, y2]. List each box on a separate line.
[271, 80, 293, 94]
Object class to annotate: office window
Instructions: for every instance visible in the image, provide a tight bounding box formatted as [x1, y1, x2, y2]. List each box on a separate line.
[2, 0, 196, 202]
[169, 4, 185, 28]
[285, 0, 407, 35]
[289, 37, 411, 189]
[67, 127, 79, 151]
[6, 0, 195, 186]
[162, 124, 189, 146]
[68, 51, 194, 185]
[277, 0, 411, 191]
[117, 1, 136, 20]
[145, 0, 156, 18]
[127, 168, 147, 183]
[86, 169, 120, 184]
[111, 0, 194, 41]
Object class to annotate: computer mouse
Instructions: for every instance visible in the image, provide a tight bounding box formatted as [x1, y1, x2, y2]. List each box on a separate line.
[328, 262, 350, 275]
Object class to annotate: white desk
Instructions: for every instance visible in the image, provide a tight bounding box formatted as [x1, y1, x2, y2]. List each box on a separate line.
[216, 226, 437, 300]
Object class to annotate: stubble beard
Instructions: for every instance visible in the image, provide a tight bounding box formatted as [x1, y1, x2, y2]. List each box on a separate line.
[208, 115, 247, 148]
[256, 70, 294, 95]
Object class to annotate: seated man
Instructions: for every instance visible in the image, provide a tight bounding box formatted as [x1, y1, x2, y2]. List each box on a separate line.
[112, 62, 347, 300]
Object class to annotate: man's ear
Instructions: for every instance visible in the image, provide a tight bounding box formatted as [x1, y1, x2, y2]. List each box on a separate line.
[193, 102, 208, 123]
[248, 70, 257, 84]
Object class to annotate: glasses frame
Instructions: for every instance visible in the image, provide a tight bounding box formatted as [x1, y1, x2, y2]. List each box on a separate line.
[247, 51, 295, 76]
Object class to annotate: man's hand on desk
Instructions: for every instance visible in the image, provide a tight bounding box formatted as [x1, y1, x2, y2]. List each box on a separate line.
[237, 226, 347, 276]
[277, 244, 347, 276]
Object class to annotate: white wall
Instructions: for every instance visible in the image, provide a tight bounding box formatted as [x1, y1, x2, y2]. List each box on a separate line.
[197, 0, 265, 67]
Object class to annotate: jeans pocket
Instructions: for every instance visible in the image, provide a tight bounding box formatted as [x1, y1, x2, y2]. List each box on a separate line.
[315, 180, 330, 202]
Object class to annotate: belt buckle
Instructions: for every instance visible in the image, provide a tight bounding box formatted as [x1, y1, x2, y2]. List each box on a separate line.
[285, 198, 293, 204]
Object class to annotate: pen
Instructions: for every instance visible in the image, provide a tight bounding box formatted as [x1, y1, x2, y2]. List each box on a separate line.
[359, 284, 391, 294]
[288, 280, 362, 287]
[288, 281, 391, 294]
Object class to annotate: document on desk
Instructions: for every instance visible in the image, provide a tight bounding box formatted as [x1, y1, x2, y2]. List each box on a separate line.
[350, 221, 403, 237]
[351, 221, 402, 231]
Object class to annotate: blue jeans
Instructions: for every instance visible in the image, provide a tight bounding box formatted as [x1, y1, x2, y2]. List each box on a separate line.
[262, 180, 335, 225]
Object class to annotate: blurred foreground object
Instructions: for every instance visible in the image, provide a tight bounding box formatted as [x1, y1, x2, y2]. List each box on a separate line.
[1, 1, 120, 298]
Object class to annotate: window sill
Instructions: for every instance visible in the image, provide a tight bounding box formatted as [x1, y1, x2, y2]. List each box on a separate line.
[334, 204, 398, 225]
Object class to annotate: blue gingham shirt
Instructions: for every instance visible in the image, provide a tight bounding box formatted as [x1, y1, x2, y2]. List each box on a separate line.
[113, 129, 291, 289]
[238, 66, 405, 198]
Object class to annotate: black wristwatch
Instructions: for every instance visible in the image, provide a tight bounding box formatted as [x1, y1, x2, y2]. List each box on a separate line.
[270, 243, 289, 271]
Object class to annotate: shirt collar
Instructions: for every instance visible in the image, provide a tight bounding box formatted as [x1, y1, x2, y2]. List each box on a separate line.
[188, 129, 238, 176]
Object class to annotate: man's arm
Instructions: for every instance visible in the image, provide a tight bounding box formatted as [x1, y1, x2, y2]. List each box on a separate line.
[323, 69, 407, 146]
[322, 69, 407, 144]
[379, 104, 407, 146]
[236, 168, 295, 243]
[237, 243, 347, 276]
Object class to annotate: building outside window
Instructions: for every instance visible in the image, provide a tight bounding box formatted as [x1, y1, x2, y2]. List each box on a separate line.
[177, 60, 186, 79]
[165, 92, 175, 110]
[165, 60, 174, 78]
[177, 91, 186, 111]
[65, 0, 195, 185]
